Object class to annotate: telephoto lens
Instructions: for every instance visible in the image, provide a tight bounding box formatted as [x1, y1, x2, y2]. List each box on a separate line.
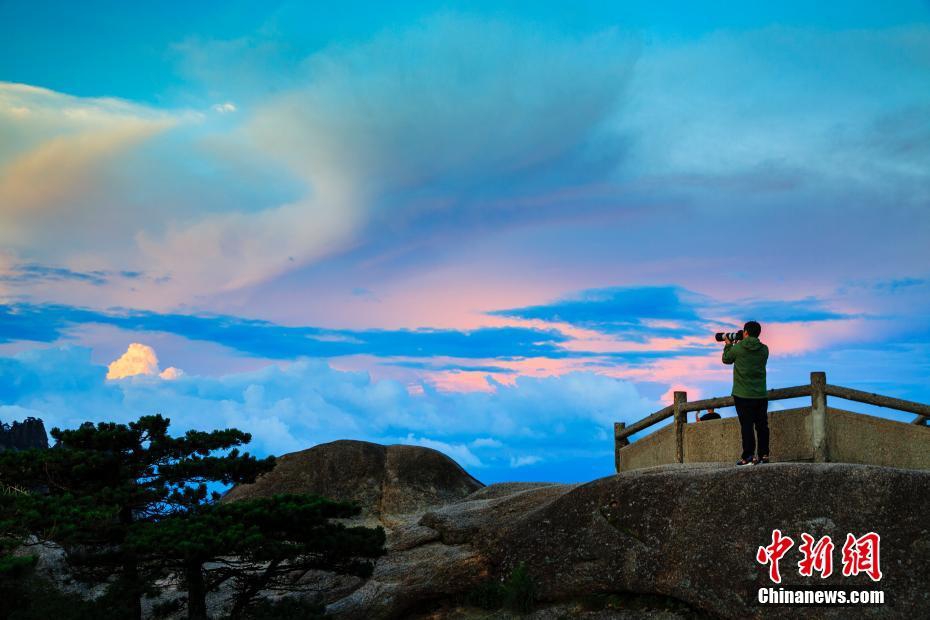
[715, 331, 744, 342]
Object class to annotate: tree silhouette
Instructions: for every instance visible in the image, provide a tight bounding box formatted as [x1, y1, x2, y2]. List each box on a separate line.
[0, 415, 384, 619]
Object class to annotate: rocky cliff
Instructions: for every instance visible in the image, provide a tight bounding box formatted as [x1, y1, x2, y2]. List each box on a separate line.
[225, 442, 930, 619]
[0, 417, 48, 451]
[223, 439, 484, 518]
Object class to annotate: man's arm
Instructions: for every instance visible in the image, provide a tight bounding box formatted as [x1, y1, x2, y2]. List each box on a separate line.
[722, 342, 738, 365]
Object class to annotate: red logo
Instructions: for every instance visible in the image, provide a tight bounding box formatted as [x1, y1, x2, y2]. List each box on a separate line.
[756, 529, 795, 584]
[841, 532, 883, 582]
[798, 534, 834, 578]
[758, 530, 882, 583]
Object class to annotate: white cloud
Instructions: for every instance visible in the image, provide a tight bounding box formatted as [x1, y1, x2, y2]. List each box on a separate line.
[470, 437, 503, 449]
[0, 83, 181, 248]
[211, 102, 237, 114]
[399, 434, 483, 468]
[159, 366, 183, 380]
[0, 82, 199, 308]
[621, 26, 930, 200]
[107, 342, 160, 379]
[0, 82, 311, 307]
[509, 455, 542, 468]
[135, 198, 359, 293]
[246, 17, 634, 197]
[0, 118, 172, 220]
[106, 342, 184, 380]
[0, 19, 639, 308]
[134, 17, 636, 300]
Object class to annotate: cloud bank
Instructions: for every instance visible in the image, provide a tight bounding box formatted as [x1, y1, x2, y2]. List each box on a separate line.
[0, 344, 657, 483]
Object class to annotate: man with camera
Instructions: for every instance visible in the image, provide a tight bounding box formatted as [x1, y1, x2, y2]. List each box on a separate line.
[721, 321, 769, 466]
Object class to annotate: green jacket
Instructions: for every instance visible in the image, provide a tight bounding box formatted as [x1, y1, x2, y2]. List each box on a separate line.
[722, 336, 769, 398]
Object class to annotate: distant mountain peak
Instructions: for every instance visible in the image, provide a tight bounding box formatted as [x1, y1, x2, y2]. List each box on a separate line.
[0, 416, 49, 451]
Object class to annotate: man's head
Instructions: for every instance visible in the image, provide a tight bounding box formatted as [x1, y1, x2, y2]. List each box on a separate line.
[743, 320, 762, 338]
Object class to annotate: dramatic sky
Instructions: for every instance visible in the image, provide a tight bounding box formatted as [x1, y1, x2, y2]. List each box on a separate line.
[1, 1, 929, 483]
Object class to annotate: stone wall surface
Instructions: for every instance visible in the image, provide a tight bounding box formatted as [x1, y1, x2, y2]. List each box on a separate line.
[619, 407, 930, 472]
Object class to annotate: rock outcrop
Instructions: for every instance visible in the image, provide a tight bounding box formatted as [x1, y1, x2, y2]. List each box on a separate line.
[313, 458, 929, 619]
[468, 463, 930, 618]
[223, 439, 484, 519]
[33, 438, 929, 618]
[0, 417, 48, 451]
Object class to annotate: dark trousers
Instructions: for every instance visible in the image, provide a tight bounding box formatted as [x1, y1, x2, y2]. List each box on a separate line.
[734, 395, 769, 460]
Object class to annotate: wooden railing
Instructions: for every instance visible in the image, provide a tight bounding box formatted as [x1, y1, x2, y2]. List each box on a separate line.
[614, 371, 930, 471]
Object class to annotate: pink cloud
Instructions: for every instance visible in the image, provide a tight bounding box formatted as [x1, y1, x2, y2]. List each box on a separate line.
[761, 319, 869, 355]
[660, 383, 704, 404]
[427, 371, 497, 393]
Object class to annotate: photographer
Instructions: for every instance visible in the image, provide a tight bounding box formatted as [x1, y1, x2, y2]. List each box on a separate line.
[721, 321, 769, 466]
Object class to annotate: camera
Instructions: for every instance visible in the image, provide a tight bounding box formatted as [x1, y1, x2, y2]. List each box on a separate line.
[715, 331, 744, 342]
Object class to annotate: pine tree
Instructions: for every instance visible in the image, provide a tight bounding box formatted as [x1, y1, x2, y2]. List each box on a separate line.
[129, 494, 385, 618]
[0, 415, 274, 618]
[0, 415, 386, 619]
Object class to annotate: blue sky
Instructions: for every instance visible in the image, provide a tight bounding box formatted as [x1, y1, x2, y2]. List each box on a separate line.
[1, 1, 929, 483]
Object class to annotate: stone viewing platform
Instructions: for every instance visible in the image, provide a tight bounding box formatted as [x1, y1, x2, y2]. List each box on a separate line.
[615, 371, 930, 472]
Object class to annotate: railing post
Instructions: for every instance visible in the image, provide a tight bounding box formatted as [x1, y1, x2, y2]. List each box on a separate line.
[614, 422, 628, 473]
[674, 391, 687, 464]
[810, 371, 829, 462]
